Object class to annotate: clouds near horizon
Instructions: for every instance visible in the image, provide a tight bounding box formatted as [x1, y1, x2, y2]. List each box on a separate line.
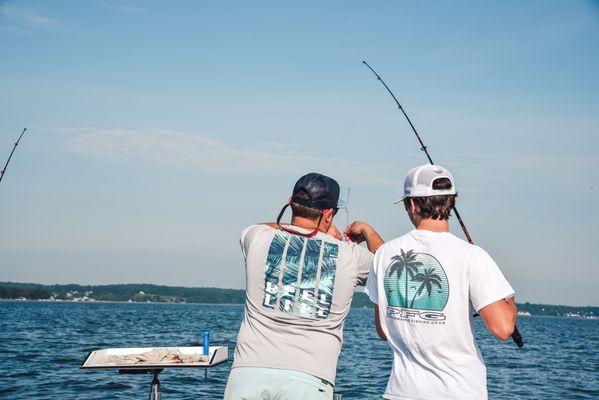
[66, 128, 397, 187]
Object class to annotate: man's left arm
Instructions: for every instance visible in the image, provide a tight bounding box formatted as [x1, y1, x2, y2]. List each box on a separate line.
[364, 249, 387, 341]
[344, 221, 384, 253]
[373, 304, 388, 341]
[343, 221, 384, 286]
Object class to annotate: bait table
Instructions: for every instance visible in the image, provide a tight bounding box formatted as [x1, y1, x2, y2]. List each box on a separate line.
[80, 346, 228, 399]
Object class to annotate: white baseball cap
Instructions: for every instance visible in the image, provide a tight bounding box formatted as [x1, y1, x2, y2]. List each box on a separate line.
[394, 164, 457, 203]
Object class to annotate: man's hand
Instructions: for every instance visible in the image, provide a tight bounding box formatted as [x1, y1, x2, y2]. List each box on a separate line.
[327, 224, 342, 241]
[344, 221, 384, 253]
[343, 221, 376, 244]
[344, 221, 370, 244]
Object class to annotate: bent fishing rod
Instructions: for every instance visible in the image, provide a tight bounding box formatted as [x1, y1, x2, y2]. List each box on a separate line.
[362, 61, 524, 348]
[0, 128, 28, 185]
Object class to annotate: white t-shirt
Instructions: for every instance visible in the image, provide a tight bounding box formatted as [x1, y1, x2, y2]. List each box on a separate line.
[365, 229, 515, 400]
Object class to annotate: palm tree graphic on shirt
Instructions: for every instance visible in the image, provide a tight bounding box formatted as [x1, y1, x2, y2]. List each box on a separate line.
[384, 250, 449, 311]
[410, 268, 443, 308]
[387, 249, 423, 308]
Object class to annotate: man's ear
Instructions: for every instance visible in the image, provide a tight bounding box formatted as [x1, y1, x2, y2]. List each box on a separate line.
[409, 198, 417, 215]
[287, 197, 292, 205]
[323, 208, 334, 223]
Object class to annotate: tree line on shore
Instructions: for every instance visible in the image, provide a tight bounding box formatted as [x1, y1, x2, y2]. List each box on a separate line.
[1, 281, 597, 318]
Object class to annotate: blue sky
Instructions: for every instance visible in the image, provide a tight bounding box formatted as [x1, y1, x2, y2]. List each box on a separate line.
[0, 1, 597, 306]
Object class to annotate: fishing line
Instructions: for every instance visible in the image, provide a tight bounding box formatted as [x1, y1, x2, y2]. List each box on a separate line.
[361, 61, 523, 348]
[345, 187, 351, 230]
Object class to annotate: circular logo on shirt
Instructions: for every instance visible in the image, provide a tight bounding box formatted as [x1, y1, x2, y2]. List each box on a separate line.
[384, 249, 449, 311]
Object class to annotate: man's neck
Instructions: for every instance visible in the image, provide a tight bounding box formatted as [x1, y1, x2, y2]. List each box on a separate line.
[416, 218, 449, 233]
[290, 216, 325, 233]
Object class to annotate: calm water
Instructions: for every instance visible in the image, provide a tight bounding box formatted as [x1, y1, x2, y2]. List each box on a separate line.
[0, 302, 597, 399]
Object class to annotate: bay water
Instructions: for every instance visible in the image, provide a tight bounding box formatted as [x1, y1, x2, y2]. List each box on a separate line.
[0, 302, 597, 399]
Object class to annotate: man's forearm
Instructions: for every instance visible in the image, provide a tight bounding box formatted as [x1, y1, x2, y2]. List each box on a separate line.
[479, 296, 518, 341]
[363, 226, 384, 253]
[506, 296, 517, 326]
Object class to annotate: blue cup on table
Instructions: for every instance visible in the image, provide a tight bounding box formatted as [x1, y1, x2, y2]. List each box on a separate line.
[203, 331, 210, 357]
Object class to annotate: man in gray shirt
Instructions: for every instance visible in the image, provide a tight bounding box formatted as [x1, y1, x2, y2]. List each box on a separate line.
[224, 172, 383, 400]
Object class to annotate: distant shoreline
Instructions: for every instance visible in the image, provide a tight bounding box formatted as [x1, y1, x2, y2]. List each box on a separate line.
[1, 298, 598, 320]
[1, 281, 598, 319]
[0, 298, 246, 306]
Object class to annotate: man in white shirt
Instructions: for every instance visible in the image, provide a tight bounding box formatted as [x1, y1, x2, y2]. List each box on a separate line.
[364, 164, 517, 400]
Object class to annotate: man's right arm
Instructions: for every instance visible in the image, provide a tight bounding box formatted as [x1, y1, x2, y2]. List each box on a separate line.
[469, 247, 517, 341]
[478, 296, 517, 341]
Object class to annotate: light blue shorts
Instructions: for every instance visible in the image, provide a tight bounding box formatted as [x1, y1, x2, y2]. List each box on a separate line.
[223, 367, 334, 400]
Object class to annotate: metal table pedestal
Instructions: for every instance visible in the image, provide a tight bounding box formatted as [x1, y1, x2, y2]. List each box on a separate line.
[149, 370, 160, 400]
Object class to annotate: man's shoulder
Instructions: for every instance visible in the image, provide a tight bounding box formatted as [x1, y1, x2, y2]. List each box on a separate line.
[375, 230, 475, 258]
[445, 232, 475, 251]
[440, 232, 483, 256]
[242, 224, 276, 236]
[377, 233, 412, 252]
[240, 224, 277, 250]
[371, 234, 410, 268]
[466, 243, 495, 262]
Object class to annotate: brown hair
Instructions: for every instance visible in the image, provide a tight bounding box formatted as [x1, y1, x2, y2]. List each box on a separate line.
[290, 190, 322, 220]
[403, 177, 455, 220]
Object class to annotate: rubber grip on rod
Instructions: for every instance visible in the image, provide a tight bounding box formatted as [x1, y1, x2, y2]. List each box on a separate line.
[511, 326, 524, 348]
